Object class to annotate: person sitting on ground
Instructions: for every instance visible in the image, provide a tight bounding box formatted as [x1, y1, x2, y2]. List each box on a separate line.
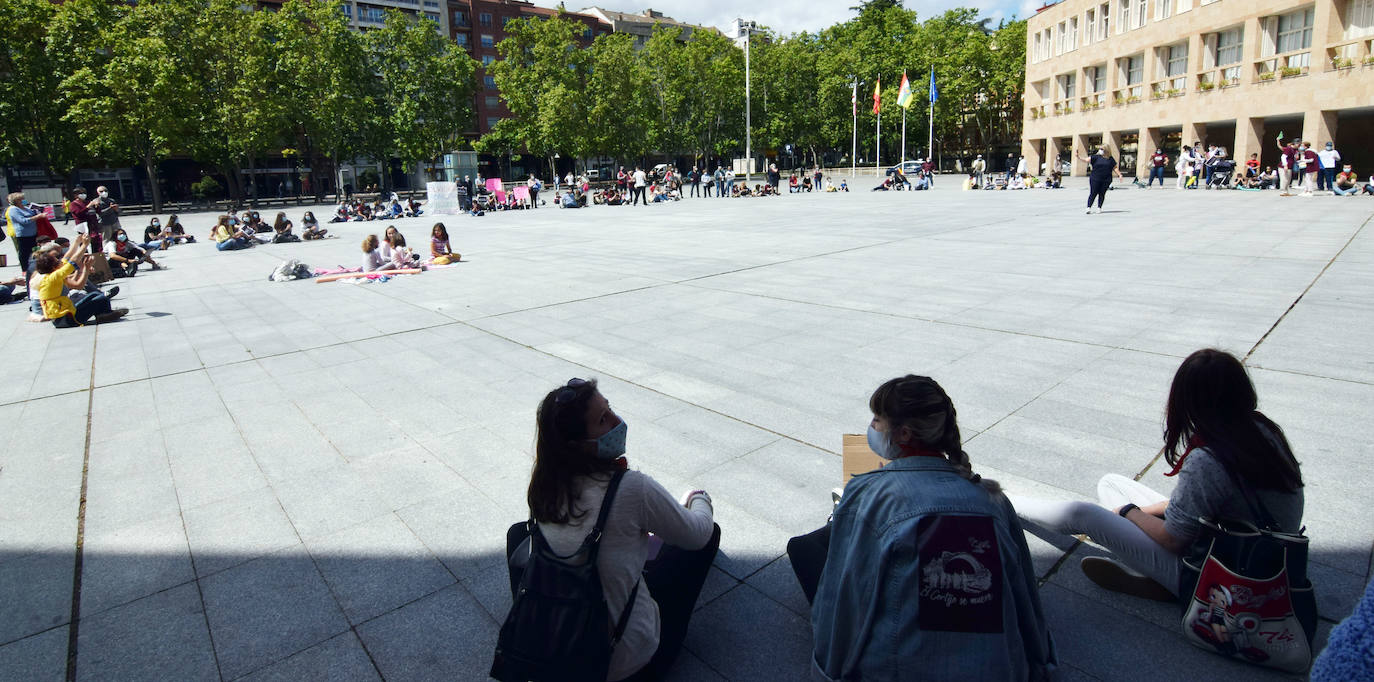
[558, 190, 580, 209]
[1364, 173, 1374, 196]
[406, 197, 423, 217]
[1009, 173, 1027, 190]
[1333, 166, 1359, 196]
[272, 212, 301, 243]
[388, 198, 404, 218]
[237, 211, 270, 244]
[35, 234, 126, 327]
[0, 273, 28, 304]
[871, 177, 893, 191]
[361, 234, 399, 272]
[143, 218, 172, 251]
[839, 179, 849, 192]
[1259, 167, 1277, 190]
[105, 227, 164, 276]
[429, 223, 459, 264]
[299, 211, 327, 240]
[1010, 348, 1304, 602]
[381, 226, 420, 269]
[504, 378, 720, 681]
[164, 214, 193, 243]
[212, 214, 253, 251]
[790, 375, 1055, 680]
[331, 204, 351, 223]
[789, 174, 801, 193]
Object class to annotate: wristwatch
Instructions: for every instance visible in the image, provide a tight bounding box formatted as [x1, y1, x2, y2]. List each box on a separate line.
[1118, 503, 1139, 518]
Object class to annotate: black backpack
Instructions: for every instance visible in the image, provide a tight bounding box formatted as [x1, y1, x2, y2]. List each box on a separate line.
[491, 469, 640, 682]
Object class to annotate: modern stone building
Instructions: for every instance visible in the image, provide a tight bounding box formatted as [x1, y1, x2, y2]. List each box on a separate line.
[1021, 0, 1374, 177]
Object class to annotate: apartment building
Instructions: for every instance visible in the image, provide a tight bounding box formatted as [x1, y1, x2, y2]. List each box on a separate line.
[579, 7, 712, 48]
[1022, 0, 1374, 177]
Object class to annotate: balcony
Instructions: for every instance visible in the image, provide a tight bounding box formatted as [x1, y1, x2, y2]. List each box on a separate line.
[1110, 87, 1143, 106]
[1254, 48, 1311, 81]
[1149, 78, 1187, 100]
[1079, 92, 1107, 112]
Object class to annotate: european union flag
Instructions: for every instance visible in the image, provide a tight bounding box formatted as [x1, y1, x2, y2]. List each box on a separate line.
[929, 67, 938, 103]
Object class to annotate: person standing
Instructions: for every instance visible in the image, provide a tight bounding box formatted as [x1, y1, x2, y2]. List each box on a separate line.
[1277, 137, 1298, 195]
[5, 192, 42, 274]
[526, 174, 541, 209]
[67, 186, 96, 239]
[88, 185, 121, 253]
[1004, 152, 1015, 183]
[632, 166, 648, 206]
[714, 166, 725, 198]
[701, 166, 713, 197]
[922, 158, 935, 187]
[689, 166, 701, 198]
[812, 166, 822, 193]
[1079, 146, 1123, 214]
[1318, 142, 1341, 193]
[971, 154, 986, 188]
[1299, 141, 1320, 196]
[1148, 149, 1168, 187]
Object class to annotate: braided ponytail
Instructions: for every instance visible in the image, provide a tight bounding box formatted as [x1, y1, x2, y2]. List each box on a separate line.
[870, 375, 1001, 495]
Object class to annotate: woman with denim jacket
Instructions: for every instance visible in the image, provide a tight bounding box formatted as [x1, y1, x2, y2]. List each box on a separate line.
[792, 375, 1056, 681]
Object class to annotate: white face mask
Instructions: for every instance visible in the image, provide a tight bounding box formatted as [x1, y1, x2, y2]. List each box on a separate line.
[77, 193, 87, 200]
[99, 191, 109, 198]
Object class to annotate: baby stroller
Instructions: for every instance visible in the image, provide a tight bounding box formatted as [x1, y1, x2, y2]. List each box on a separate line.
[1207, 160, 1235, 189]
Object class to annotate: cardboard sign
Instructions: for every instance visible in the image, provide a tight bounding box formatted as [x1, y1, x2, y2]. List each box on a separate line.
[88, 253, 113, 284]
[425, 182, 459, 215]
[842, 433, 887, 482]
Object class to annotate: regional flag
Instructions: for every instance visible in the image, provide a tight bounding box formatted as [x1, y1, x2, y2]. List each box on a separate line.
[872, 78, 881, 114]
[897, 73, 913, 109]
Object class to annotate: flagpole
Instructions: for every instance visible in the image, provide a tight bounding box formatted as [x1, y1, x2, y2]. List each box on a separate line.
[851, 79, 857, 182]
[928, 67, 935, 168]
[875, 107, 881, 178]
[901, 108, 907, 165]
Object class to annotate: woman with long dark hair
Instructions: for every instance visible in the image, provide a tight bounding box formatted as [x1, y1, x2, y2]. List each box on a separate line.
[794, 375, 1056, 680]
[1012, 349, 1304, 600]
[505, 378, 719, 681]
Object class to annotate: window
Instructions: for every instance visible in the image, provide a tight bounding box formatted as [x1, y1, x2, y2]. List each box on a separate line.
[479, 12, 492, 26]
[452, 9, 467, 25]
[480, 33, 494, 47]
[425, 12, 439, 23]
[1166, 43, 1189, 76]
[1090, 64, 1107, 92]
[1277, 8, 1314, 53]
[1058, 72, 1076, 99]
[455, 33, 469, 47]
[583, 28, 592, 39]
[485, 96, 500, 109]
[340, 3, 352, 17]
[1118, 0, 1131, 33]
[482, 55, 495, 65]
[1098, 2, 1110, 39]
[1156, 0, 1172, 20]
[484, 75, 496, 88]
[487, 117, 502, 129]
[1121, 53, 1144, 97]
[1085, 8, 1096, 43]
[1067, 17, 1078, 50]
[1347, 0, 1374, 39]
[1034, 31, 1043, 62]
[1216, 28, 1242, 81]
[1058, 21, 1067, 54]
[1134, 0, 1147, 28]
[502, 16, 513, 26]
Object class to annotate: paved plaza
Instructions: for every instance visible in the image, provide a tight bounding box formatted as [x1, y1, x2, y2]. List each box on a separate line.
[1, 179, 1371, 680]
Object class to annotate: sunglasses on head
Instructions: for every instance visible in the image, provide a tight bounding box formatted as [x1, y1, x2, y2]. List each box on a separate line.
[555, 378, 589, 405]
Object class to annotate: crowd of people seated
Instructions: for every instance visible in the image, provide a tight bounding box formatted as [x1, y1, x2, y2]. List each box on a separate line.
[330, 194, 423, 222]
[491, 348, 1358, 680]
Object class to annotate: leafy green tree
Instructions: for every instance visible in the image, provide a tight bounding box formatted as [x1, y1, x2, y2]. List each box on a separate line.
[273, 0, 381, 199]
[584, 32, 651, 165]
[0, 0, 118, 186]
[479, 13, 589, 177]
[63, 0, 200, 211]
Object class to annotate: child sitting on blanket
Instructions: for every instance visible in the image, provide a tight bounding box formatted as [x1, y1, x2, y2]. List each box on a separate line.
[430, 223, 460, 265]
[381, 226, 421, 269]
[361, 234, 398, 272]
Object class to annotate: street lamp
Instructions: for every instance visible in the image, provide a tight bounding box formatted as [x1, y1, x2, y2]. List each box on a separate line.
[737, 18, 757, 186]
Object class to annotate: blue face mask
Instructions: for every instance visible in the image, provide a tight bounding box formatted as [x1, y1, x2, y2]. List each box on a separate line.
[866, 424, 902, 460]
[593, 419, 627, 460]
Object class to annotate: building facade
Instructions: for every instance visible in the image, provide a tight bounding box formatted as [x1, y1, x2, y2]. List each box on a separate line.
[1022, 0, 1374, 177]
[578, 7, 710, 49]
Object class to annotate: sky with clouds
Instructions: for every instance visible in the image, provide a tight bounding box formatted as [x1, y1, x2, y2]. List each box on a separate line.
[530, 0, 1044, 36]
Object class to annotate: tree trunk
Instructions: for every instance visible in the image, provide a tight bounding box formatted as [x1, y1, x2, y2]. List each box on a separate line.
[143, 148, 163, 214]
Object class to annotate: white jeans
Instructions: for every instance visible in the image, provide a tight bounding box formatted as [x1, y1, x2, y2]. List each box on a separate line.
[1010, 474, 1180, 594]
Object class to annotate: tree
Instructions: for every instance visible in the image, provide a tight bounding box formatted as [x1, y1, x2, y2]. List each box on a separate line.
[0, 0, 118, 186]
[368, 9, 477, 186]
[583, 32, 651, 165]
[273, 0, 381, 199]
[480, 13, 590, 176]
[63, 0, 199, 211]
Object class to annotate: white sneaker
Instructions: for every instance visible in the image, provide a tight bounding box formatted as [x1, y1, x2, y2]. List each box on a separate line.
[1085, 207, 1092, 215]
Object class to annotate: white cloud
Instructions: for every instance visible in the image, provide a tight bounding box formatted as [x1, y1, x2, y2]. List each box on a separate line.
[530, 0, 1029, 36]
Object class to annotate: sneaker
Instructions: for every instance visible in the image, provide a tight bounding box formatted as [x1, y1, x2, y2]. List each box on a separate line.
[93, 308, 128, 324]
[1085, 207, 1092, 215]
[105, 286, 120, 300]
[1079, 557, 1174, 602]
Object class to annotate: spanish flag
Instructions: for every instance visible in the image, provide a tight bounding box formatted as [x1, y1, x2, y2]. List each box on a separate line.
[872, 78, 881, 114]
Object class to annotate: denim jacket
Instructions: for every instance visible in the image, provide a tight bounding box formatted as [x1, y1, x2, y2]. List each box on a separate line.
[811, 457, 1056, 681]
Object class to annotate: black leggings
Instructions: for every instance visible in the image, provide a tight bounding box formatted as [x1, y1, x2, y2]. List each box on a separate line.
[505, 522, 721, 681]
[787, 524, 831, 605]
[1087, 177, 1110, 208]
[12, 235, 37, 275]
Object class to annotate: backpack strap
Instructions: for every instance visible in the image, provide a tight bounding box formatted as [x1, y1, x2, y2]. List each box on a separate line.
[582, 469, 628, 561]
[1217, 457, 1281, 532]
